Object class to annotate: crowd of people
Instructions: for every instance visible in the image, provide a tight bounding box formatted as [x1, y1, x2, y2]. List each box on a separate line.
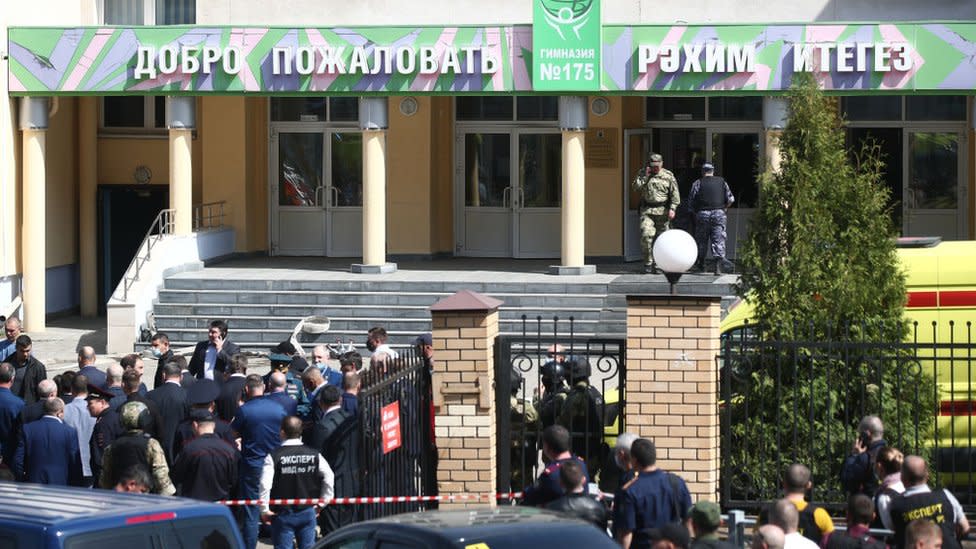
[0, 316, 392, 549]
[515, 415, 970, 549]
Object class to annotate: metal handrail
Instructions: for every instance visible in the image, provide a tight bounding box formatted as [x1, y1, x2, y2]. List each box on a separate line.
[193, 201, 226, 231]
[114, 209, 176, 302]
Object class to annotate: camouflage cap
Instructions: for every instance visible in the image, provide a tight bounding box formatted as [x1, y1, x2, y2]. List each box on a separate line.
[691, 500, 722, 531]
[119, 400, 150, 430]
[649, 153, 664, 164]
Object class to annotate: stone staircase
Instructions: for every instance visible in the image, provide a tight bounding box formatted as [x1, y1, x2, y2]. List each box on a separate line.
[150, 275, 629, 352]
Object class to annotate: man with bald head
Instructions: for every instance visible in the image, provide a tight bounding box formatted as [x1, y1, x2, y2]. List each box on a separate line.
[888, 455, 968, 549]
[20, 379, 57, 424]
[753, 525, 786, 549]
[768, 499, 818, 549]
[13, 398, 83, 486]
[76, 346, 106, 389]
[266, 371, 298, 416]
[841, 415, 887, 497]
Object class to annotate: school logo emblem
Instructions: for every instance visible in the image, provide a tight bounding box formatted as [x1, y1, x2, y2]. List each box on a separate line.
[539, 0, 595, 41]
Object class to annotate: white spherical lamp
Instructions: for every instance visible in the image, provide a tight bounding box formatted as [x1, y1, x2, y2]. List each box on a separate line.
[652, 229, 698, 292]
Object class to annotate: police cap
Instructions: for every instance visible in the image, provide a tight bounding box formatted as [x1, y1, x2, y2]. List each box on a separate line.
[86, 384, 113, 401]
[189, 408, 215, 423]
[186, 378, 220, 405]
[702, 162, 715, 172]
[649, 153, 664, 164]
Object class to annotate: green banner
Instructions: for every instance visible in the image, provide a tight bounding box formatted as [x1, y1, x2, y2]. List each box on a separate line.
[532, 0, 601, 91]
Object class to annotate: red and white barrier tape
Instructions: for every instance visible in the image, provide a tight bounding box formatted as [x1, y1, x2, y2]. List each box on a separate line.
[217, 492, 525, 506]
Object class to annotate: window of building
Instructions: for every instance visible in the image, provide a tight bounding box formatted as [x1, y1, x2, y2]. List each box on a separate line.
[270, 98, 359, 122]
[707, 97, 762, 121]
[101, 96, 166, 131]
[456, 96, 558, 122]
[646, 97, 706, 121]
[101, 0, 195, 25]
[841, 96, 901, 121]
[906, 96, 967, 121]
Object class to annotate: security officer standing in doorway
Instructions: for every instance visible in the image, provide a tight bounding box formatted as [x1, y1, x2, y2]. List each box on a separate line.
[633, 153, 680, 274]
[688, 163, 734, 274]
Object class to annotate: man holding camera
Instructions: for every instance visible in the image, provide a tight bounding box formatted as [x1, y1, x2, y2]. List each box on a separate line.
[633, 153, 680, 274]
[840, 415, 887, 497]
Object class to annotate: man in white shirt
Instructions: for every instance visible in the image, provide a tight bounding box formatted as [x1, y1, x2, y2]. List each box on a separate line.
[768, 499, 818, 549]
[366, 326, 399, 360]
[259, 415, 334, 549]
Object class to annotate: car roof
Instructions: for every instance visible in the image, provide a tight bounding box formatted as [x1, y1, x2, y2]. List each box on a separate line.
[323, 507, 618, 548]
[0, 481, 227, 527]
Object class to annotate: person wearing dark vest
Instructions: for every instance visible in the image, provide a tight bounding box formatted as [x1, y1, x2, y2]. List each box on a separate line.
[759, 464, 834, 547]
[687, 163, 735, 274]
[260, 415, 334, 549]
[98, 400, 175, 495]
[889, 455, 969, 549]
[826, 495, 887, 549]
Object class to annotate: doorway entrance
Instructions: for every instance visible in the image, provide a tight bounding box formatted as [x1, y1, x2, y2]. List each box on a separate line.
[623, 128, 760, 261]
[97, 184, 169, 312]
[270, 125, 363, 256]
[455, 129, 562, 258]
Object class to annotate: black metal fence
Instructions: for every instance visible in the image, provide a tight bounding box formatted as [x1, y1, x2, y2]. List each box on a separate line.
[495, 315, 626, 496]
[720, 320, 976, 511]
[357, 347, 436, 518]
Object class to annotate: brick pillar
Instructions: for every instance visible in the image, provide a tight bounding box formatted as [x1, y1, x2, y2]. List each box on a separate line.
[430, 290, 503, 509]
[625, 295, 722, 502]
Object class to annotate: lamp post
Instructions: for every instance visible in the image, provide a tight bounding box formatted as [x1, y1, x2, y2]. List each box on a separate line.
[652, 229, 699, 295]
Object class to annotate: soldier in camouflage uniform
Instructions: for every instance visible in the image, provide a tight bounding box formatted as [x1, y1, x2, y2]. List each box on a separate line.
[510, 367, 539, 491]
[632, 153, 681, 273]
[99, 400, 175, 495]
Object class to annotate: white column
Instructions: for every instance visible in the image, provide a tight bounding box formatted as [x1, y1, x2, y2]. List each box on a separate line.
[763, 97, 789, 174]
[352, 98, 396, 274]
[167, 97, 195, 235]
[550, 96, 595, 275]
[19, 97, 49, 332]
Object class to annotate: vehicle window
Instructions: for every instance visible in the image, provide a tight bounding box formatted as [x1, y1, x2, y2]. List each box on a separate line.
[64, 526, 156, 549]
[323, 537, 369, 549]
[159, 517, 237, 549]
[376, 541, 419, 549]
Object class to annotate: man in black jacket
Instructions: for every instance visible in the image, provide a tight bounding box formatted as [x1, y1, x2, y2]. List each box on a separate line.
[147, 361, 189, 464]
[545, 459, 608, 532]
[216, 354, 248, 422]
[150, 332, 175, 389]
[171, 409, 239, 501]
[305, 385, 358, 537]
[86, 384, 122, 485]
[188, 320, 241, 381]
[5, 335, 46, 404]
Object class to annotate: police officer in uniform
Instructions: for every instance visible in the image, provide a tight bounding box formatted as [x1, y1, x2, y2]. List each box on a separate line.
[535, 360, 568, 429]
[86, 384, 122, 484]
[260, 416, 334, 549]
[98, 400, 175, 495]
[615, 438, 693, 549]
[688, 163, 734, 274]
[633, 153, 680, 273]
[172, 379, 236, 459]
[889, 455, 969, 549]
[171, 409, 239, 501]
[521, 424, 588, 507]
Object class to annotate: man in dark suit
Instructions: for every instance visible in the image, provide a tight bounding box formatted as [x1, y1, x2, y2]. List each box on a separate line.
[76, 346, 107, 390]
[305, 385, 359, 536]
[147, 361, 190, 465]
[0, 362, 25, 472]
[188, 320, 241, 381]
[216, 353, 248, 422]
[19, 379, 57, 424]
[150, 332, 175, 389]
[13, 398, 83, 486]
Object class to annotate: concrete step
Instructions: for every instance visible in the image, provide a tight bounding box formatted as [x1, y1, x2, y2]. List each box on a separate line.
[163, 277, 611, 295]
[155, 289, 609, 308]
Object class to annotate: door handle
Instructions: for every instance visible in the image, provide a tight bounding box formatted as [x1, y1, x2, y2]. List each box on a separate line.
[315, 186, 325, 208]
[330, 186, 339, 208]
[518, 187, 525, 209]
[502, 186, 511, 209]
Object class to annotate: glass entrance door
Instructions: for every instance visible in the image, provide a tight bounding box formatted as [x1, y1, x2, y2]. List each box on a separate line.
[709, 131, 760, 260]
[456, 130, 561, 258]
[271, 126, 363, 256]
[906, 131, 964, 239]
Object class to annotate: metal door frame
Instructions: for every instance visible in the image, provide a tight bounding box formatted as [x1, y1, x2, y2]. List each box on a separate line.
[903, 126, 968, 239]
[513, 127, 562, 259]
[269, 123, 327, 256]
[325, 128, 364, 257]
[623, 128, 652, 262]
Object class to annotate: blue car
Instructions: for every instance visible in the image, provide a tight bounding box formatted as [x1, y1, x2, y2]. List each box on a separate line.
[0, 481, 243, 549]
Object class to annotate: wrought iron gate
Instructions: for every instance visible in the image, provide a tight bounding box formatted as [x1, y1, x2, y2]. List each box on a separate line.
[495, 315, 626, 497]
